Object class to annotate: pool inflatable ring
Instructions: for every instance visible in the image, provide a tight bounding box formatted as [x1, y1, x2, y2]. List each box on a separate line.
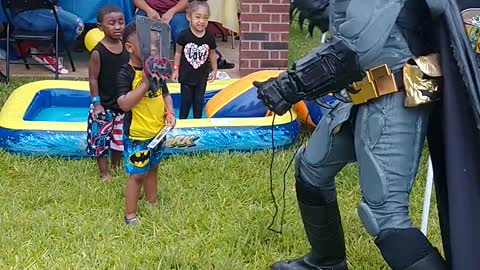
[0, 70, 300, 158]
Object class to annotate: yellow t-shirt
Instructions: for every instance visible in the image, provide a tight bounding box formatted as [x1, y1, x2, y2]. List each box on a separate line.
[117, 64, 169, 140]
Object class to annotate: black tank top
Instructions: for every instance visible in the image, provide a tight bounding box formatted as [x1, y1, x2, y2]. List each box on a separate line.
[93, 42, 129, 112]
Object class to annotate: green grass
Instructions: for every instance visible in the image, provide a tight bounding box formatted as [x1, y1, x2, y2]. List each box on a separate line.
[0, 25, 442, 269]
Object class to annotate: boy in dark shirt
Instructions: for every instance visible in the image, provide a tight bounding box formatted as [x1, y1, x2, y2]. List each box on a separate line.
[117, 22, 175, 225]
[86, 6, 129, 181]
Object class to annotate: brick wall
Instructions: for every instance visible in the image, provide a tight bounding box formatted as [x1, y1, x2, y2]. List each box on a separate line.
[239, 0, 290, 76]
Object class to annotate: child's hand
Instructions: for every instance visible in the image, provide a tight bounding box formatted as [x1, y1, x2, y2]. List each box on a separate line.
[165, 113, 176, 127]
[171, 70, 179, 83]
[92, 103, 105, 121]
[208, 70, 217, 83]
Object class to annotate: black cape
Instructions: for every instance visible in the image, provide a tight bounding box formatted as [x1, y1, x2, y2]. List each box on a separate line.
[426, 0, 480, 269]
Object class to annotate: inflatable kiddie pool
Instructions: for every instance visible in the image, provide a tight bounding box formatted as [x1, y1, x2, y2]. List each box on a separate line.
[294, 95, 337, 128]
[0, 70, 300, 158]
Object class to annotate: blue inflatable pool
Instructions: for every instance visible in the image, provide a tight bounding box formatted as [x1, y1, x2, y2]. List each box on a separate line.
[0, 71, 300, 158]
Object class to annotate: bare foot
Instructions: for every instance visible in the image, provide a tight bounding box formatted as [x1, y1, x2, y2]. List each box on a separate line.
[101, 172, 113, 182]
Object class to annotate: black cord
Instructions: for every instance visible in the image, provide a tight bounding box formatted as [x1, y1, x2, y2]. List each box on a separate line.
[267, 110, 303, 234]
[267, 113, 281, 233]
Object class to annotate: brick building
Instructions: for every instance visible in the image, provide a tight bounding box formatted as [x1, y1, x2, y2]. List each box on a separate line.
[239, 0, 290, 76]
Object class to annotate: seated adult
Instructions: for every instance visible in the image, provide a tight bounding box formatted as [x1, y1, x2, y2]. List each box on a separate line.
[134, 0, 234, 69]
[13, 2, 84, 74]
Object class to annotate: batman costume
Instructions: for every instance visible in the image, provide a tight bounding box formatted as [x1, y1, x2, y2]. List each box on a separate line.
[255, 0, 480, 269]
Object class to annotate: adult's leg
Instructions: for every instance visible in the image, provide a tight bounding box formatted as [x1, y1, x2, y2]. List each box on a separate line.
[55, 8, 84, 42]
[272, 101, 356, 270]
[14, 9, 83, 45]
[179, 83, 194, 119]
[354, 92, 446, 269]
[169, 13, 189, 47]
[13, 9, 82, 73]
[192, 80, 207, 118]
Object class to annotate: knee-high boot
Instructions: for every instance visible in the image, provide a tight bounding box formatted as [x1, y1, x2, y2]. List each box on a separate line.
[271, 199, 348, 270]
[375, 228, 448, 270]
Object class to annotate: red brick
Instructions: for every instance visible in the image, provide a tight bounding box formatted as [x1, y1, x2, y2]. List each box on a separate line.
[260, 59, 289, 68]
[252, 5, 260, 13]
[242, 0, 269, 3]
[281, 14, 290, 23]
[271, 14, 280, 22]
[271, 33, 280, 41]
[240, 60, 250, 68]
[251, 60, 260, 68]
[241, 14, 271, 22]
[240, 42, 250, 50]
[280, 51, 289, 59]
[240, 4, 251, 13]
[270, 51, 280, 59]
[261, 23, 290, 32]
[271, 0, 290, 3]
[262, 42, 289, 50]
[250, 42, 260, 50]
[280, 33, 289, 41]
[240, 23, 250, 32]
[242, 51, 269, 59]
[240, 68, 272, 77]
[251, 23, 260, 32]
[242, 32, 269, 41]
[261, 4, 290, 13]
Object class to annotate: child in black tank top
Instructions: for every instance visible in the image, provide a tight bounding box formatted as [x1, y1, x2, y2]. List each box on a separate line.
[85, 6, 129, 181]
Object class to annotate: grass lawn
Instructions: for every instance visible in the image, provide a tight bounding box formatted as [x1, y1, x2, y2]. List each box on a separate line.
[0, 23, 442, 270]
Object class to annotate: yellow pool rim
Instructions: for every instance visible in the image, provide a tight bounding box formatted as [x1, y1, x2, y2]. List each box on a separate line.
[0, 80, 298, 132]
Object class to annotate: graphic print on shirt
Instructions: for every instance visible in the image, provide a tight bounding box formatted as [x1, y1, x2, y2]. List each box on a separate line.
[184, 43, 209, 69]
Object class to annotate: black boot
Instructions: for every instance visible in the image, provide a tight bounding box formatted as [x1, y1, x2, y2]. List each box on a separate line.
[271, 200, 348, 270]
[375, 228, 447, 270]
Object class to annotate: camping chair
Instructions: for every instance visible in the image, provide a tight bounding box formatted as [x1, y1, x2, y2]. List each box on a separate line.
[1, 0, 76, 82]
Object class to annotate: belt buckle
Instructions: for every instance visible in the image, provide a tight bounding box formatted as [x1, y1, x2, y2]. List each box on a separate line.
[349, 64, 398, 105]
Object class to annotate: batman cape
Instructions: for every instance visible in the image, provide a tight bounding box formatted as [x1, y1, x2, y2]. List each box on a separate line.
[290, 0, 480, 268]
[426, 0, 480, 269]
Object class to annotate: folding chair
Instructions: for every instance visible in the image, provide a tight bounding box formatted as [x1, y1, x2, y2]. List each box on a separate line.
[1, 0, 76, 82]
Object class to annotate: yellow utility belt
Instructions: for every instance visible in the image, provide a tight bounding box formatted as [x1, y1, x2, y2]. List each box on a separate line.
[348, 54, 443, 107]
[348, 64, 403, 105]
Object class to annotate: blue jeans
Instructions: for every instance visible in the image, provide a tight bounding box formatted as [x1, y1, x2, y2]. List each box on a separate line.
[14, 8, 84, 43]
[295, 91, 431, 236]
[135, 10, 189, 46]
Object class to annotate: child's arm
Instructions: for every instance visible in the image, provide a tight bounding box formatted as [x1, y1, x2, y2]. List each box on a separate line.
[163, 83, 176, 127]
[172, 44, 182, 82]
[117, 72, 150, 112]
[88, 50, 104, 119]
[208, 49, 217, 83]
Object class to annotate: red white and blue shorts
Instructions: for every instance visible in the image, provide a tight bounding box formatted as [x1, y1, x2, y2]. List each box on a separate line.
[85, 104, 124, 157]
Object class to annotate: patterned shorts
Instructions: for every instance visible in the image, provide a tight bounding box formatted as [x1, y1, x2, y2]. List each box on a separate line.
[123, 135, 165, 175]
[85, 104, 124, 157]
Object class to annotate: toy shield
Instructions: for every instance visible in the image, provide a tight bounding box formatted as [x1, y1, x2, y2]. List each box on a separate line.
[135, 16, 172, 90]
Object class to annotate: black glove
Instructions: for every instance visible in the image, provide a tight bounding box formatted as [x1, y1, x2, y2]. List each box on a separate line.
[255, 38, 363, 116]
[254, 75, 294, 116]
